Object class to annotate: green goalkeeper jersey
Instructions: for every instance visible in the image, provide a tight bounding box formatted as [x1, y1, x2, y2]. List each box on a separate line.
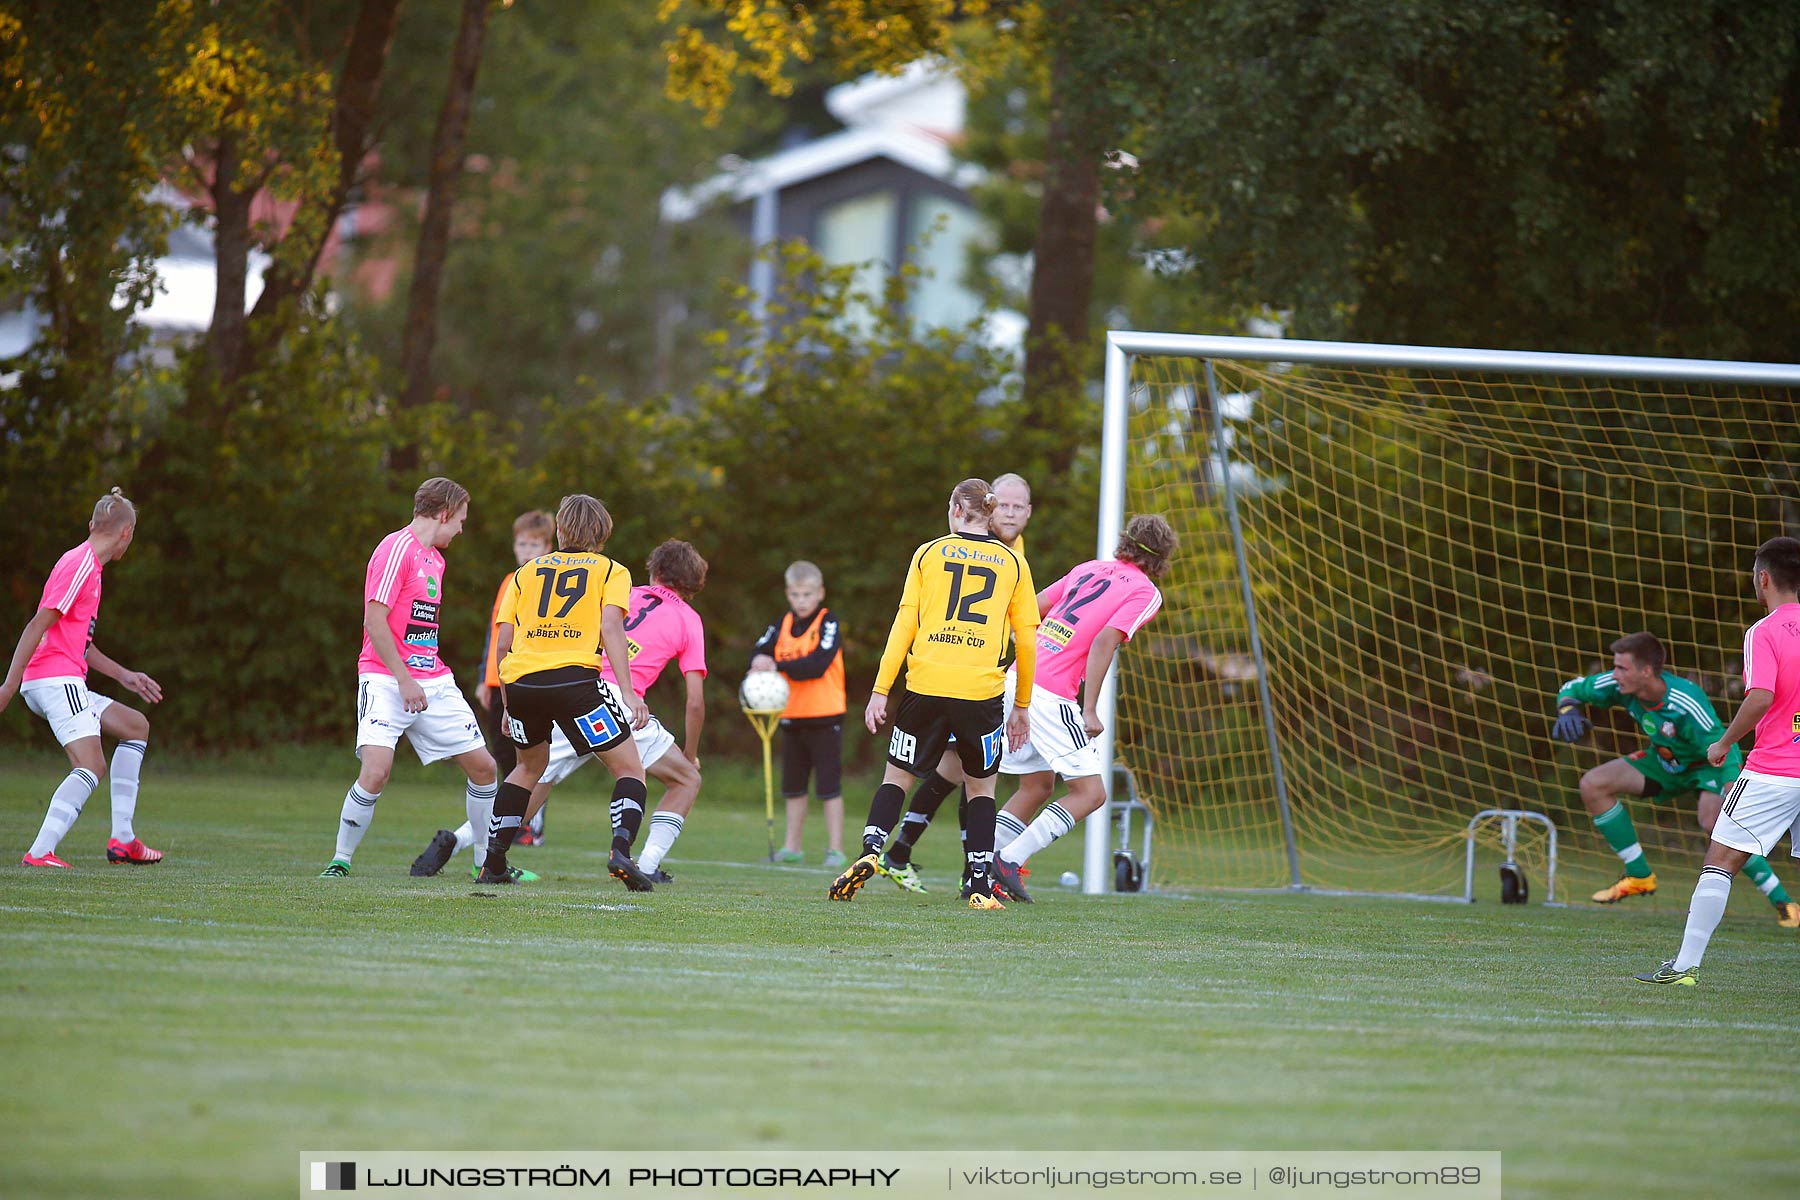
[1557, 669, 1743, 790]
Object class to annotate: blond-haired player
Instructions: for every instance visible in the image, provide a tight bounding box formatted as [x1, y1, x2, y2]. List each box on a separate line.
[829, 478, 1040, 909]
[877, 472, 1032, 892]
[1, 489, 164, 868]
[319, 478, 498, 878]
[480, 494, 655, 891]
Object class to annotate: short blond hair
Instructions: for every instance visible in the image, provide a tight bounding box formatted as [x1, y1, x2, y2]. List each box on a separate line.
[992, 472, 1031, 499]
[512, 510, 555, 543]
[91, 487, 136, 531]
[785, 560, 823, 588]
[556, 494, 612, 552]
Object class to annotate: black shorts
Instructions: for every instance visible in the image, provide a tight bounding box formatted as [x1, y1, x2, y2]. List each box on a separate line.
[781, 716, 843, 799]
[503, 666, 630, 755]
[887, 691, 1005, 779]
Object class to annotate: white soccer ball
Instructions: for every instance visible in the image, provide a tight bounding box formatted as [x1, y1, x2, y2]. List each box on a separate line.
[739, 670, 790, 712]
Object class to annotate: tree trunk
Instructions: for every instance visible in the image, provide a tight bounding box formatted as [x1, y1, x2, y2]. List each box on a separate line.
[245, 0, 402, 351]
[399, 0, 491, 417]
[1021, 46, 1102, 475]
[209, 125, 254, 389]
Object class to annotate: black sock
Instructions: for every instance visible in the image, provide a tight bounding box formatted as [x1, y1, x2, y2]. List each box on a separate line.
[610, 777, 649, 855]
[863, 782, 907, 856]
[887, 771, 956, 867]
[964, 792, 996, 890]
[485, 781, 531, 873]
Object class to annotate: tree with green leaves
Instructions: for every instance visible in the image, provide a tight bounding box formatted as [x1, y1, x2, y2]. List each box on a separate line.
[346, 0, 755, 421]
[1, 2, 192, 405]
[1117, 0, 1800, 359]
[398, 0, 494, 419]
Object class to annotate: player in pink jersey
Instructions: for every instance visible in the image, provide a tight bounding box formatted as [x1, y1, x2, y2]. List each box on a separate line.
[987, 514, 1177, 903]
[412, 539, 710, 881]
[1638, 536, 1800, 985]
[319, 478, 501, 879]
[2, 489, 163, 868]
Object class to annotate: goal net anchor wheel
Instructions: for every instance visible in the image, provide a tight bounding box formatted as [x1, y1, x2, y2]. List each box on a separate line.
[1109, 763, 1154, 893]
[1464, 809, 1561, 906]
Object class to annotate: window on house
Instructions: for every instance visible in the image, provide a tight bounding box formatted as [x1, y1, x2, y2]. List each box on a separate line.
[815, 191, 897, 336]
[905, 195, 985, 331]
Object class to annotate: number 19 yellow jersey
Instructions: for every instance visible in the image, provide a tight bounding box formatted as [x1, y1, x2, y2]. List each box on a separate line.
[874, 532, 1039, 703]
[495, 551, 631, 683]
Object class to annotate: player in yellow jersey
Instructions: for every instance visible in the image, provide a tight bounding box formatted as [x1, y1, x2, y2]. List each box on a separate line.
[877, 472, 1033, 894]
[481, 494, 657, 891]
[828, 478, 1041, 909]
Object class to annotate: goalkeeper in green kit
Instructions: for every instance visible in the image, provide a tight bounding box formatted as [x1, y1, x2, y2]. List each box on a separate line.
[1552, 631, 1800, 924]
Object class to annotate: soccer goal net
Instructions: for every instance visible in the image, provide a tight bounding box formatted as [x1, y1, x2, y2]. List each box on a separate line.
[1094, 334, 1800, 900]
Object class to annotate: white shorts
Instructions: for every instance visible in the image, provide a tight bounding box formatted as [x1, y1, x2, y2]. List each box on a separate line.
[1713, 768, 1800, 859]
[355, 672, 486, 765]
[542, 680, 676, 785]
[1000, 688, 1103, 779]
[21, 677, 114, 746]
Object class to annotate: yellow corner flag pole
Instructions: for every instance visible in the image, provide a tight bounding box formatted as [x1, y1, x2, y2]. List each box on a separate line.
[741, 703, 784, 861]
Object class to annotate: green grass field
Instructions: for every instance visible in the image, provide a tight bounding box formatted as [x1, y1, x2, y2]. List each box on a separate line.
[3, 755, 1797, 1200]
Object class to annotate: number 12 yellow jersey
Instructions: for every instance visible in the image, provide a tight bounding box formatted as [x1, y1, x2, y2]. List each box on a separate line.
[496, 551, 631, 683]
[874, 533, 1039, 704]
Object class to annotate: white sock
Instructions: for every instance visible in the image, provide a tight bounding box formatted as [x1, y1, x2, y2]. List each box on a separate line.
[1674, 866, 1733, 971]
[334, 783, 379, 862]
[994, 809, 1028, 851]
[452, 822, 476, 854]
[638, 811, 685, 873]
[29, 767, 99, 858]
[1000, 802, 1075, 866]
[466, 780, 498, 870]
[109, 739, 146, 842]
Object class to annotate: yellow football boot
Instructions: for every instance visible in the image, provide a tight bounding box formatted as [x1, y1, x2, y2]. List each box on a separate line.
[1592, 872, 1657, 904]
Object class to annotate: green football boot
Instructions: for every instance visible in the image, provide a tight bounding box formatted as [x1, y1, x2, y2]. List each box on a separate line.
[878, 854, 928, 894]
[1633, 960, 1697, 986]
[471, 863, 538, 883]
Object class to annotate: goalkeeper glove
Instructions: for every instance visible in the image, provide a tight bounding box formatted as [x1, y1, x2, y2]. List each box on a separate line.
[1551, 705, 1590, 743]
